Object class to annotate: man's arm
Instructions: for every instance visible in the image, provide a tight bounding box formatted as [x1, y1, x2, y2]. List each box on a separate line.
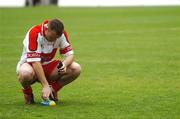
[63, 55, 74, 67]
[32, 61, 51, 100]
[58, 31, 74, 73]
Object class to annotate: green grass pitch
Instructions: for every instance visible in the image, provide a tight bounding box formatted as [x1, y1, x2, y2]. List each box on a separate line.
[0, 6, 180, 119]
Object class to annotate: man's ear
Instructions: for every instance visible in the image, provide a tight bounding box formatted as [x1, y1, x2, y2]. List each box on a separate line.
[44, 24, 48, 31]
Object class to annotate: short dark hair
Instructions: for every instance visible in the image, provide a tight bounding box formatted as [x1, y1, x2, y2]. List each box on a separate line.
[48, 19, 64, 36]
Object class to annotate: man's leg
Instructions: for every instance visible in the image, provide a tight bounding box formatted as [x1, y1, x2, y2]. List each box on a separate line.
[17, 63, 37, 104]
[48, 62, 81, 101]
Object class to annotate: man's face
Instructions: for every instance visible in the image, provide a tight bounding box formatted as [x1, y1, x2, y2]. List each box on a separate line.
[45, 29, 60, 42]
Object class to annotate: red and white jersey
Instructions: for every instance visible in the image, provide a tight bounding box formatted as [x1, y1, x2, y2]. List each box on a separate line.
[17, 20, 73, 67]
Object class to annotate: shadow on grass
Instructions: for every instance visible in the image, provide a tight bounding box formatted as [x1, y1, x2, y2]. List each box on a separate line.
[1, 98, 96, 108]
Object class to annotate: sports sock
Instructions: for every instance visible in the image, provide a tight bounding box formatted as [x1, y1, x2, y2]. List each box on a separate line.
[51, 81, 63, 92]
[22, 86, 32, 95]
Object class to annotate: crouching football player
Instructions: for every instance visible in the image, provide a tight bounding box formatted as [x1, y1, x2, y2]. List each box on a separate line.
[16, 19, 81, 104]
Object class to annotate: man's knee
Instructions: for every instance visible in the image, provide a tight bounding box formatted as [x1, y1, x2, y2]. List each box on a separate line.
[71, 62, 81, 77]
[17, 64, 35, 83]
[18, 69, 34, 82]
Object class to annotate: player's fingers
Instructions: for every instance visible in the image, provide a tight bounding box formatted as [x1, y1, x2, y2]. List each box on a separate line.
[58, 67, 66, 75]
[42, 93, 49, 100]
[42, 90, 51, 100]
[58, 66, 64, 72]
[50, 90, 54, 99]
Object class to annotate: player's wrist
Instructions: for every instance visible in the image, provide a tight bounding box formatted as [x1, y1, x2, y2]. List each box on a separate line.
[40, 79, 49, 88]
[42, 83, 50, 88]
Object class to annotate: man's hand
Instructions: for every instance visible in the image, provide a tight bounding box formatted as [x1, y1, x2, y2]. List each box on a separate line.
[42, 85, 51, 100]
[57, 62, 66, 75]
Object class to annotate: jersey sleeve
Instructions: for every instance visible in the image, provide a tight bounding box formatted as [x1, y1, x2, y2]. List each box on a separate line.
[25, 29, 42, 63]
[59, 32, 74, 57]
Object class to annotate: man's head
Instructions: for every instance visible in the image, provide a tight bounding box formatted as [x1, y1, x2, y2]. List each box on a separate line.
[45, 19, 64, 42]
